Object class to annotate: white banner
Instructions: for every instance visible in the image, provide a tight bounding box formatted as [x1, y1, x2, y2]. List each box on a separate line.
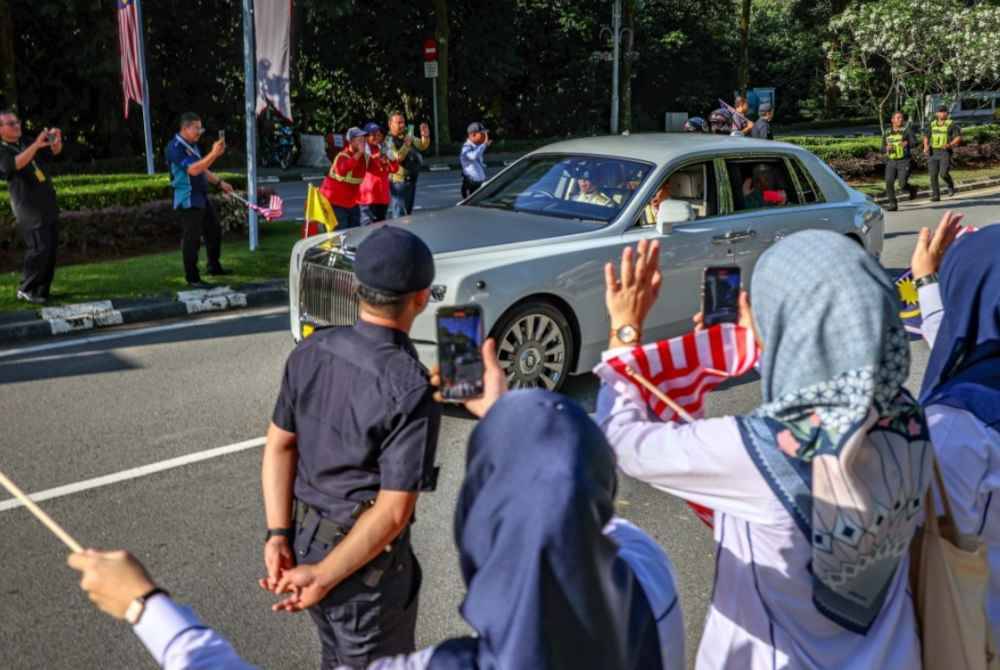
[255, 0, 293, 121]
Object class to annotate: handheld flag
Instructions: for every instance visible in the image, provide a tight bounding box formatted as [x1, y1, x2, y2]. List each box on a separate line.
[594, 323, 761, 527]
[719, 99, 750, 131]
[304, 183, 338, 237]
[894, 225, 977, 339]
[228, 192, 284, 222]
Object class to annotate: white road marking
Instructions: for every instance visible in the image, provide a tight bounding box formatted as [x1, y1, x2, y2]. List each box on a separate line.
[0, 307, 287, 360]
[0, 437, 266, 513]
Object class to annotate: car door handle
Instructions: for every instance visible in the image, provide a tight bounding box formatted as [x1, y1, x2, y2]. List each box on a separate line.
[712, 230, 757, 244]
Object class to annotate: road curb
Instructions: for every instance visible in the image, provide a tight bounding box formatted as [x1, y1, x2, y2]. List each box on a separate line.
[0, 281, 288, 347]
[872, 176, 1000, 205]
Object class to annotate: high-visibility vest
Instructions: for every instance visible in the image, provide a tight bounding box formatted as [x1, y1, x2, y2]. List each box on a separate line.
[930, 119, 953, 150]
[331, 151, 366, 184]
[886, 130, 907, 160]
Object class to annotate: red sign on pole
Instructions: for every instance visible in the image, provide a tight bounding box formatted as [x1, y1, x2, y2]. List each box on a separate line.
[423, 38, 438, 62]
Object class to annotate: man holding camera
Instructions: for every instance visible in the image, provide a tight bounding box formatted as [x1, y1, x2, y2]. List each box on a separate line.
[166, 113, 233, 289]
[0, 110, 62, 305]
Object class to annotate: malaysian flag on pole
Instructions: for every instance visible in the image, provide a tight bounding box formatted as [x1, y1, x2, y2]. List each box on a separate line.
[117, 0, 143, 118]
[594, 323, 761, 526]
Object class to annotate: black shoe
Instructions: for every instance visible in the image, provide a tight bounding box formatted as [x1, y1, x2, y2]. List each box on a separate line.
[948, 185, 957, 197]
[908, 186, 919, 200]
[17, 290, 46, 305]
[207, 267, 232, 276]
[885, 203, 898, 212]
[930, 197, 941, 202]
[186, 281, 212, 290]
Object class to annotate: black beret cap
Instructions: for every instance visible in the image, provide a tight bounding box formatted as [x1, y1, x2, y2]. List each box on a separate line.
[355, 226, 435, 294]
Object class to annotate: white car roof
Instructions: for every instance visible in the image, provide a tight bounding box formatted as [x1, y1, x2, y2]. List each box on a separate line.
[529, 133, 803, 167]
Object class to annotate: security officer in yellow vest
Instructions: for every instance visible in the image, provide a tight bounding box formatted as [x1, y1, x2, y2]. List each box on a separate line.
[883, 111, 919, 212]
[923, 104, 961, 202]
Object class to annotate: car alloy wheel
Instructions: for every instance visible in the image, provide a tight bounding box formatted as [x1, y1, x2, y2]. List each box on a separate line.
[493, 302, 574, 391]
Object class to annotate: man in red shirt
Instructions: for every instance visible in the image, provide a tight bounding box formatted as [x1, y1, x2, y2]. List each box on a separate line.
[358, 122, 398, 225]
[320, 127, 371, 230]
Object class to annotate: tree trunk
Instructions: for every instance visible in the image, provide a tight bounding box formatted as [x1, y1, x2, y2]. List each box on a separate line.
[0, 0, 17, 110]
[431, 0, 450, 152]
[738, 0, 751, 96]
[620, 0, 635, 132]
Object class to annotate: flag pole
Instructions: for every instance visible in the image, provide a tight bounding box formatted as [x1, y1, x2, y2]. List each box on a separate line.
[241, 0, 259, 251]
[133, 0, 155, 176]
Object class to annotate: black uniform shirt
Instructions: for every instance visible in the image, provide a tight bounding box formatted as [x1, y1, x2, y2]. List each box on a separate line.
[272, 320, 441, 527]
[751, 118, 773, 140]
[0, 140, 58, 226]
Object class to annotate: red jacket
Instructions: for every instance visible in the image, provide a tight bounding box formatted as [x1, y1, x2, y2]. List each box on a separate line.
[358, 147, 399, 206]
[320, 149, 369, 208]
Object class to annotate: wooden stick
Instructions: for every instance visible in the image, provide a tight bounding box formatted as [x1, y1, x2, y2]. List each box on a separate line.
[703, 368, 729, 377]
[0, 470, 83, 553]
[624, 366, 697, 424]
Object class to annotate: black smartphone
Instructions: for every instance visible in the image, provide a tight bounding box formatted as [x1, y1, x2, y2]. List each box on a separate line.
[702, 265, 742, 327]
[436, 305, 485, 402]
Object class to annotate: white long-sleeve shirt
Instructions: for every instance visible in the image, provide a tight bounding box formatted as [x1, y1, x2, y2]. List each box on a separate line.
[459, 140, 487, 183]
[132, 595, 255, 670]
[919, 282, 1000, 642]
[595, 373, 921, 670]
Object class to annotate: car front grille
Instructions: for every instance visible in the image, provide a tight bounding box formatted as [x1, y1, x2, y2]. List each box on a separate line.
[299, 259, 359, 327]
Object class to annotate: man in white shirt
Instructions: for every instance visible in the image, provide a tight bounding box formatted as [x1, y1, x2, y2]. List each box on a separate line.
[459, 122, 490, 198]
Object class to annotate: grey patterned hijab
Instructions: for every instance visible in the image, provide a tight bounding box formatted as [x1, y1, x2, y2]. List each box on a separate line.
[739, 230, 932, 634]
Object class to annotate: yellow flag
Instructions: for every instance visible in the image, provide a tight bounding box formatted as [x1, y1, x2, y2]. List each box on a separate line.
[305, 183, 337, 234]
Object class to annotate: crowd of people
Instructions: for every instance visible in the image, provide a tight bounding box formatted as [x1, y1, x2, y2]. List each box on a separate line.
[60, 206, 998, 669]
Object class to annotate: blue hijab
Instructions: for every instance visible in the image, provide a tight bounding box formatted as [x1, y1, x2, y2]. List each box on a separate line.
[429, 390, 662, 670]
[739, 230, 932, 635]
[919, 224, 1000, 429]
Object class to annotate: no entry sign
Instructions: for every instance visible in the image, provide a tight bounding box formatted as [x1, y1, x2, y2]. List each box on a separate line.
[423, 38, 438, 62]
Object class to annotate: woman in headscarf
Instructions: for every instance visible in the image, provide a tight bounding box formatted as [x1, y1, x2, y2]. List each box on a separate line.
[362, 388, 674, 670]
[913, 213, 1000, 642]
[597, 233, 932, 669]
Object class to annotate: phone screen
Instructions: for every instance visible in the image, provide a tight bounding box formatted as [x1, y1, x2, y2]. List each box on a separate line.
[406, 124, 415, 138]
[702, 266, 742, 327]
[436, 305, 485, 402]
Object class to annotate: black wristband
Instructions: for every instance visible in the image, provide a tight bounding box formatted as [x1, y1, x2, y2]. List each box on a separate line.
[915, 273, 939, 289]
[265, 528, 294, 543]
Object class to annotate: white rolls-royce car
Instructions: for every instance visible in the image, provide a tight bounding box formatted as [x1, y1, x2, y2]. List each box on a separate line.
[289, 133, 884, 391]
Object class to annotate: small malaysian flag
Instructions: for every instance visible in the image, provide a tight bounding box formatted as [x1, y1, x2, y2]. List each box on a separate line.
[594, 323, 761, 527]
[117, 0, 144, 118]
[263, 194, 284, 221]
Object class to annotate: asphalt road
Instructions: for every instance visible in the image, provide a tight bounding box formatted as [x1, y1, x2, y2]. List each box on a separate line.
[1, 186, 999, 669]
[273, 167, 502, 221]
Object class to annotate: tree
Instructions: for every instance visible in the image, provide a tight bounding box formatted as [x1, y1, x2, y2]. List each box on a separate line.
[620, 0, 636, 132]
[737, 0, 751, 96]
[432, 0, 451, 148]
[0, 0, 15, 110]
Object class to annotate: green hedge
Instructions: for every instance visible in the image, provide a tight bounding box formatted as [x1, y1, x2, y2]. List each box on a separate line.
[0, 173, 247, 219]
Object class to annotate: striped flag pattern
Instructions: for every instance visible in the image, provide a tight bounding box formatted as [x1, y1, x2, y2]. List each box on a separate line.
[595, 324, 761, 527]
[117, 0, 143, 118]
[264, 194, 285, 221]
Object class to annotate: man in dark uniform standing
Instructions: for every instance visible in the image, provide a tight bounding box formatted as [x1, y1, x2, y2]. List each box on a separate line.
[751, 103, 774, 140]
[924, 104, 961, 202]
[0, 110, 62, 304]
[883, 111, 919, 212]
[260, 226, 441, 670]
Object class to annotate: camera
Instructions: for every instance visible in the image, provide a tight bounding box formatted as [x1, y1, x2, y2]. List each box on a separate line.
[46, 132, 58, 144]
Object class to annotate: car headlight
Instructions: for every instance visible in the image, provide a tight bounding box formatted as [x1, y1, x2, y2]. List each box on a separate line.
[430, 285, 447, 302]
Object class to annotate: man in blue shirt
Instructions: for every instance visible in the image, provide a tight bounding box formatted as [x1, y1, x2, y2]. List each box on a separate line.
[165, 113, 233, 288]
[459, 121, 491, 198]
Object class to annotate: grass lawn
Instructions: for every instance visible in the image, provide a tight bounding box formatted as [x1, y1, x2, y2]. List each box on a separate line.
[850, 165, 1000, 197]
[0, 221, 301, 313]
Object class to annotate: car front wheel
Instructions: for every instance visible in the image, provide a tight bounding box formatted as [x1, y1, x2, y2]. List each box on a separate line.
[492, 301, 575, 392]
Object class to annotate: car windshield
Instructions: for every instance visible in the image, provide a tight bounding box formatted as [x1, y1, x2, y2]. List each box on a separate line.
[464, 154, 654, 223]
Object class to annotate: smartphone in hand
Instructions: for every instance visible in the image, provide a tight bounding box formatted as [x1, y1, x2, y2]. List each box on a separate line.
[436, 305, 485, 402]
[702, 266, 741, 327]
[218, 130, 226, 142]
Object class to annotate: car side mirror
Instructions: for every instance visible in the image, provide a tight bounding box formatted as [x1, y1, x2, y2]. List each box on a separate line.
[656, 200, 694, 235]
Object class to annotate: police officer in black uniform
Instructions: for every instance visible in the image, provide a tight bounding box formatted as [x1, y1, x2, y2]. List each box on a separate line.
[261, 226, 441, 670]
[924, 104, 961, 202]
[0, 110, 62, 304]
[883, 110, 919, 212]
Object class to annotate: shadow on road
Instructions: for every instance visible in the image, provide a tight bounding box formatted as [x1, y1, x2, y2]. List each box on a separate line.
[0, 350, 141, 384]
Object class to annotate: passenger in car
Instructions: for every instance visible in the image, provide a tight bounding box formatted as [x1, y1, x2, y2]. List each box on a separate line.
[741, 164, 787, 209]
[642, 180, 674, 226]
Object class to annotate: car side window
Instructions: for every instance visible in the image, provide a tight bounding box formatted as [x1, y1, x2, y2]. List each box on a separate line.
[637, 161, 717, 227]
[725, 158, 801, 212]
[789, 157, 824, 204]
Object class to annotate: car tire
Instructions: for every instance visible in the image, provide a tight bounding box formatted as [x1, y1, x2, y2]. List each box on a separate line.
[491, 301, 576, 392]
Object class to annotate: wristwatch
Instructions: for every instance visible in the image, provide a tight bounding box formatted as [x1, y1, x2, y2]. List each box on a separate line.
[124, 587, 169, 625]
[265, 527, 294, 543]
[611, 324, 641, 345]
[914, 273, 939, 289]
